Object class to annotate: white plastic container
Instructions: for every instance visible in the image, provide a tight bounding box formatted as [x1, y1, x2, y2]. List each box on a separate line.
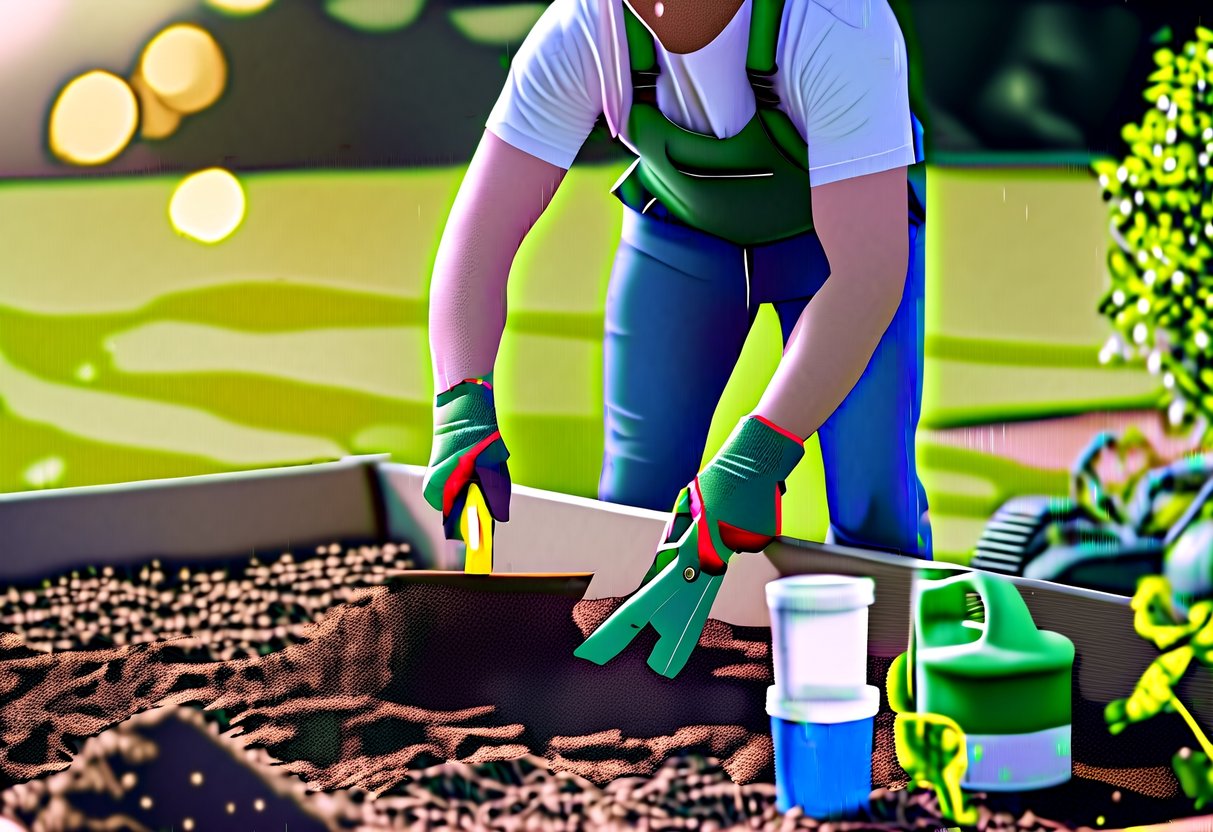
[765, 575, 875, 702]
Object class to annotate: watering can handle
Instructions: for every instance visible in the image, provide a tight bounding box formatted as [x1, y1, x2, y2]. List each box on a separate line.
[919, 572, 1039, 651]
[973, 573, 1041, 647]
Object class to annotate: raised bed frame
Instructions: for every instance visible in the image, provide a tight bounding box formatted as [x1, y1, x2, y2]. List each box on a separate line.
[1, 455, 1211, 771]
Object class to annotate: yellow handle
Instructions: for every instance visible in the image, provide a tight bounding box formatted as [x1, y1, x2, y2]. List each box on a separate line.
[461, 482, 494, 574]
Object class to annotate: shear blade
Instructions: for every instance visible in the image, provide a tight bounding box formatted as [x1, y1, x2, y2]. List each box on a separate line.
[573, 558, 685, 666]
[646, 572, 723, 678]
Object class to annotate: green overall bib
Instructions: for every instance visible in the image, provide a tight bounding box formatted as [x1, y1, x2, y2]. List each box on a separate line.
[611, 0, 925, 247]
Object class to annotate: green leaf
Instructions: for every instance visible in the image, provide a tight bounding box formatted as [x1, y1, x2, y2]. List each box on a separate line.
[894, 714, 978, 826]
[1145, 84, 1172, 103]
[1189, 602, 1213, 663]
[1174, 749, 1213, 810]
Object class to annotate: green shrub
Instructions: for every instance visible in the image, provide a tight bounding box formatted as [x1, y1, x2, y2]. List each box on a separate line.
[1094, 27, 1213, 440]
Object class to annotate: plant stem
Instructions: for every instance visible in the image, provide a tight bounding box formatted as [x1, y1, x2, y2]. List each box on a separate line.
[1170, 694, 1213, 759]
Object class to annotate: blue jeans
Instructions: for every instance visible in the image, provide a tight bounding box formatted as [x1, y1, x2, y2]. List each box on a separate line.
[598, 204, 932, 559]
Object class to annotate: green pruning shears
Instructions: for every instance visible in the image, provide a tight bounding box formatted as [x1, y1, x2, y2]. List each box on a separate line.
[575, 483, 731, 679]
[576, 415, 801, 679]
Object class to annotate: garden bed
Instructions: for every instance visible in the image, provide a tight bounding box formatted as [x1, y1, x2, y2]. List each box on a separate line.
[0, 460, 1210, 830]
[0, 542, 1204, 831]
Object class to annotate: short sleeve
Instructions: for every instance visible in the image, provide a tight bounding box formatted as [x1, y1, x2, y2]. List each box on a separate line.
[782, 0, 916, 187]
[485, 0, 605, 170]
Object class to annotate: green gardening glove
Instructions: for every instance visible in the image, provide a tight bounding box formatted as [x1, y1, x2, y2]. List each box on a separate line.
[576, 415, 805, 678]
[647, 415, 806, 582]
[423, 378, 511, 539]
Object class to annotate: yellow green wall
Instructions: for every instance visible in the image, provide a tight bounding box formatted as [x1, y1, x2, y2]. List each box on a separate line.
[0, 165, 1157, 561]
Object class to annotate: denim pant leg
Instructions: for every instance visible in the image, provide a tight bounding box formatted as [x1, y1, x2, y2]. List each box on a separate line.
[768, 221, 930, 557]
[598, 208, 752, 512]
[815, 221, 931, 558]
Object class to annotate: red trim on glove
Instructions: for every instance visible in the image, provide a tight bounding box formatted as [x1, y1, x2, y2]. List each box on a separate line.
[691, 481, 782, 561]
[717, 521, 775, 554]
[774, 483, 782, 534]
[690, 479, 728, 576]
[442, 430, 502, 517]
[442, 378, 493, 395]
[751, 414, 803, 446]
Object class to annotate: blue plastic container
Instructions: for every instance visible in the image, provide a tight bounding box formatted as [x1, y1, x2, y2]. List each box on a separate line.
[767, 686, 879, 819]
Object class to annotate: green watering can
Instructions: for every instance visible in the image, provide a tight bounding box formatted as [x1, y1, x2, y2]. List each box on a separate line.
[888, 571, 1074, 814]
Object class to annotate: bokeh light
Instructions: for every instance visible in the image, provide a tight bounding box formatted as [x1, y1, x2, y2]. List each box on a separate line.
[325, 0, 425, 33]
[140, 24, 227, 115]
[169, 168, 246, 244]
[129, 70, 182, 140]
[48, 71, 138, 165]
[206, 0, 275, 15]
[23, 456, 65, 489]
[448, 4, 546, 46]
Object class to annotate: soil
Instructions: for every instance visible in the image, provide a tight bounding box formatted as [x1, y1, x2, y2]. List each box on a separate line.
[0, 543, 1204, 831]
[0, 704, 1103, 832]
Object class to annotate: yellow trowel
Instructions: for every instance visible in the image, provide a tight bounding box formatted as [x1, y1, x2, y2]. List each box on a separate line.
[459, 481, 495, 574]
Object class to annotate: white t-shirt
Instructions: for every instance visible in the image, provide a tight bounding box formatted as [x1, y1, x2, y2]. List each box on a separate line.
[486, 0, 915, 186]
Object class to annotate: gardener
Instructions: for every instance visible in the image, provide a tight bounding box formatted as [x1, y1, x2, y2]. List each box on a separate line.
[425, 0, 930, 670]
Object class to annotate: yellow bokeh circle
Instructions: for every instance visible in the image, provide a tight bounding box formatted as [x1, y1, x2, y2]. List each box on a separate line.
[140, 25, 227, 115]
[129, 70, 182, 140]
[169, 168, 246, 244]
[206, 0, 275, 14]
[48, 71, 138, 165]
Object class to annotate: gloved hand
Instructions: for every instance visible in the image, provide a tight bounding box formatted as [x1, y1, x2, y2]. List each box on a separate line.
[645, 415, 806, 583]
[576, 415, 804, 678]
[422, 378, 511, 539]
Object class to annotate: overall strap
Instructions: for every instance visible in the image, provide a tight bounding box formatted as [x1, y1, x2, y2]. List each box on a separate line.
[623, 0, 786, 103]
[746, 0, 786, 108]
[624, 0, 787, 77]
[622, 2, 660, 105]
[746, 0, 786, 75]
[623, 3, 657, 72]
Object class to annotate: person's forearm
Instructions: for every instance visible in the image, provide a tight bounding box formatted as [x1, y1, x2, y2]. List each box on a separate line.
[752, 248, 908, 440]
[429, 132, 566, 393]
[428, 200, 514, 392]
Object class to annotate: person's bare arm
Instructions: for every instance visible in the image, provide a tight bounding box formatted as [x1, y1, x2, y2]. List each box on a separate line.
[429, 131, 569, 392]
[752, 167, 910, 437]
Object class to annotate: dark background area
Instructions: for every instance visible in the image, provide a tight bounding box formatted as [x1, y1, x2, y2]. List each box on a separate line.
[7, 0, 1213, 178]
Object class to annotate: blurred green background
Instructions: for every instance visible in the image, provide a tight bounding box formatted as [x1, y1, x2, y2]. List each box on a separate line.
[1, 0, 1203, 563]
